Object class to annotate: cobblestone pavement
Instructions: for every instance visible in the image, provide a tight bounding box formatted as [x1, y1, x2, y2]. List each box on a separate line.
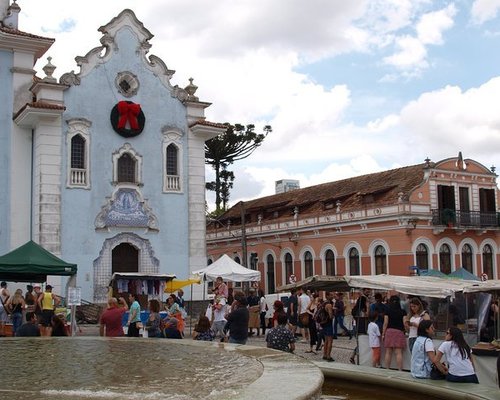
[78, 324, 357, 364]
[247, 332, 357, 364]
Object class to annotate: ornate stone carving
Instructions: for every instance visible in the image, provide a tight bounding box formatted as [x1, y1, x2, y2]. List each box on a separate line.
[60, 71, 81, 86]
[115, 71, 140, 97]
[93, 232, 160, 303]
[95, 188, 159, 231]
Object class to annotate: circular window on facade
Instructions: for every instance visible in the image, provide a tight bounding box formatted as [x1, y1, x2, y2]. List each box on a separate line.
[115, 71, 140, 97]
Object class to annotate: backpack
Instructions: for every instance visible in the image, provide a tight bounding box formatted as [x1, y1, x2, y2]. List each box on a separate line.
[315, 303, 329, 326]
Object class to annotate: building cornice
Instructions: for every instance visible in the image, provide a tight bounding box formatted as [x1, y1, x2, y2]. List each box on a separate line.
[14, 101, 65, 127]
[0, 27, 54, 59]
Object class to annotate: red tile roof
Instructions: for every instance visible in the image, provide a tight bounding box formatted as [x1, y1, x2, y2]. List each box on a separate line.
[0, 26, 54, 42]
[218, 164, 426, 223]
[13, 101, 66, 120]
[189, 119, 227, 129]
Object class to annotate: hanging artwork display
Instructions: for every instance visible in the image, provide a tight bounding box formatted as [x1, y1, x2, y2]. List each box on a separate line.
[110, 100, 145, 137]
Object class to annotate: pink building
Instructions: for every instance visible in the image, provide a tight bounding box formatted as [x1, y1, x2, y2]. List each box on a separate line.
[207, 154, 500, 294]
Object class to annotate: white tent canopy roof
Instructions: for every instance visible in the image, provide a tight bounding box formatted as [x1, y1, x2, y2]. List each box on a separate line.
[193, 254, 261, 282]
[346, 275, 474, 298]
[278, 274, 499, 298]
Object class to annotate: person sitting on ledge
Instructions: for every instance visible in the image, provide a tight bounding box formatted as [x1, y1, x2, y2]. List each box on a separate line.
[435, 327, 479, 384]
[266, 313, 295, 353]
[410, 320, 444, 379]
[163, 317, 182, 339]
[16, 312, 40, 337]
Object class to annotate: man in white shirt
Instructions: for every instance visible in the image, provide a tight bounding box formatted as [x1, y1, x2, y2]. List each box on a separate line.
[297, 288, 311, 341]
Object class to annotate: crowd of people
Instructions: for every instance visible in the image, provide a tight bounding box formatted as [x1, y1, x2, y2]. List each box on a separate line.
[190, 281, 485, 386]
[0, 281, 67, 337]
[1, 277, 495, 387]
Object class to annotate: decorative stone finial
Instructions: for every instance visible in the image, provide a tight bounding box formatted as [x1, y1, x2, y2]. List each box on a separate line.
[184, 77, 199, 101]
[491, 165, 496, 174]
[424, 157, 431, 167]
[336, 200, 341, 213]
[42, 57, 57, 83]
[2, 0, 20, 29]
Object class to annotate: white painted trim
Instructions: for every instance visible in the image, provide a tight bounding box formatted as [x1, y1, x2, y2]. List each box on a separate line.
[280, 248, 295, 286]
[343, 242, 362, 276]
[368, 239, 390, 275]
[411, 237, 434, 269]
[263, 250, 277, 294]
[479, 239, 498, 279]
[319, 244, 338, 275]
[66, 118, 91, 189]
[162, 129, 184, 193]
[435, 238, 456, 273]
[112, 143, 143, 186]
[298, 246, 316, 279]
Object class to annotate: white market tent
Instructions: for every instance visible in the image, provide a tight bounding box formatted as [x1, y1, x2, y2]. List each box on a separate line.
[193, 254, 261, 282]
[346, 274, 478, 298]
[278, 274, 494, 298]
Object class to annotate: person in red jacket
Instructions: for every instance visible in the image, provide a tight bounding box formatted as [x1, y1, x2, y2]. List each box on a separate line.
[99, 297, 128, 337]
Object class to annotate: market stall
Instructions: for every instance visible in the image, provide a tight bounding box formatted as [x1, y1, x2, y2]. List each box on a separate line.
[108, 272, 175, 308]
[108, 272, 176, 335]
[0, 240, 78, 335]
[193, 254, 261, 282]
[279, 274, 499, 388]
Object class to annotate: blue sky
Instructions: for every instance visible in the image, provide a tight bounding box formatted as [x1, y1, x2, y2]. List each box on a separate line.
[15, 0, 500, 209]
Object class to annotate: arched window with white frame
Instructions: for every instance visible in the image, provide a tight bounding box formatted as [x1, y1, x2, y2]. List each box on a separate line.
[482, 244, 494, 279]
[325, 249, 335, 275]
[284, 253, 293, 283]
[439, 244, 452, 274]
[165, 143, 180, 191]
[162, 129, 184, 193]
[349, 248, 360, 275]
[266, 254, 275, 294]
[374, 245, 387, 275]
[461, 244, 473, 273]
[66, 118, 91, 189]
[304, 251, 313, 278]
[117, 153, 136, 183]
[112, 143, 142, 186]
[416, 243, 429, 269]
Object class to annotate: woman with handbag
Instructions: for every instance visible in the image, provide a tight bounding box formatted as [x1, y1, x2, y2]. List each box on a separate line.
[410, 320, 446, 379]
[435, 327, 479, 383]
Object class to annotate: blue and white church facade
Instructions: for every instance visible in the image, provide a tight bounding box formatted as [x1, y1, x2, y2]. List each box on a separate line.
[0, 2, 224, 301]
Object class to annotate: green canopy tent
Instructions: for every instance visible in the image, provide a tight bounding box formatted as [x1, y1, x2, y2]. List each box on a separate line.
[448, 267, 481, 281]
[0, 240, 77, 282]
[0, 240, 78, 335]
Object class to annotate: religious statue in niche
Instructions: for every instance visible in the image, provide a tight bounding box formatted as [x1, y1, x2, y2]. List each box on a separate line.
[110, 101, 146, 137]
[95, 188, 158, 231]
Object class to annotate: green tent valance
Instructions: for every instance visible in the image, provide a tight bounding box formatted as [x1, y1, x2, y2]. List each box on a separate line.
[0, 240, 77, 282]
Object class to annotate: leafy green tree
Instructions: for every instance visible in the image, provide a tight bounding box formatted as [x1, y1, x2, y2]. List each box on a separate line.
[206, 123, 271, 212]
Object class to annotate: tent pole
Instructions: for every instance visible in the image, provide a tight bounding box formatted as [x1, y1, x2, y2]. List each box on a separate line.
[66, 275, 77, 337]
[189, 283, 193, 336]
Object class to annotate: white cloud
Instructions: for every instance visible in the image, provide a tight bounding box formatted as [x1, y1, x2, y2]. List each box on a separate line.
[383, 35, 428, 70]
[383, 5, 456, 72]
[14, 0, 500, 211]
[471, 0, 500, 24]
[417, 4, 456, 45]
[398, 77, 500, 162]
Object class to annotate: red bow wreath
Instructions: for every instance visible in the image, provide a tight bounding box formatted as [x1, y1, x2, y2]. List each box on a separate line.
[117, 101, 141, 130]
[110, 101, 145, 138]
